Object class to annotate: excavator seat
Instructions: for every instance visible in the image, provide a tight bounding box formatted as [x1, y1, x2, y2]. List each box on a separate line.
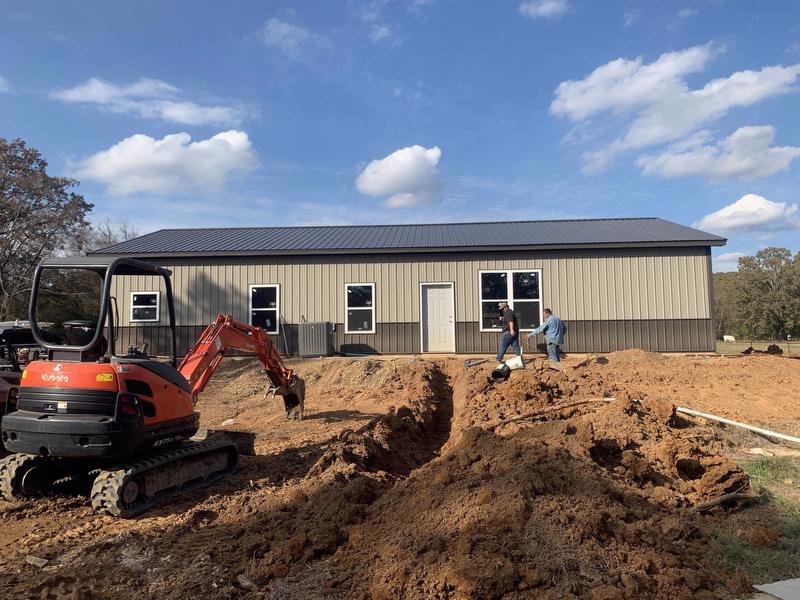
[111, 357, 192, 393]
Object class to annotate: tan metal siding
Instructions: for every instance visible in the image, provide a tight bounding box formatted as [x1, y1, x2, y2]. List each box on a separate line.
[112, 247, 712, 327]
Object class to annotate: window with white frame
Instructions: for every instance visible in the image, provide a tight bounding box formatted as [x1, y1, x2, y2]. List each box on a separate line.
[479, 270, 542, 331]
[130, 292, 160, 323]
[250, 284, 280, 334]
[345, 283, 375, 334]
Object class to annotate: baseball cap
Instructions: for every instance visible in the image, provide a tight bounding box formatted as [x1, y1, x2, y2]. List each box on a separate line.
[498, 301, 509, 309]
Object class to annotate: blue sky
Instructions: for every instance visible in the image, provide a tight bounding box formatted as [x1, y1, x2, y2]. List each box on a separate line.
[1, 0, 798, 271]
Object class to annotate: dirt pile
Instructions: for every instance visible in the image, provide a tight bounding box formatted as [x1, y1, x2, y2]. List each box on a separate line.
[325, 364, 749, 600]
[0, 354, 765, 600]
[577, 350, 800, 435]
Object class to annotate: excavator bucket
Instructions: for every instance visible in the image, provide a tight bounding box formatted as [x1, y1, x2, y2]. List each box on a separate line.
[282, 376, 305, 420]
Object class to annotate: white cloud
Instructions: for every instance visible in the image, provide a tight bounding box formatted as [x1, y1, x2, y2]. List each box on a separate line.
[621, 64, 800, 151]
[259, 18, 328, 59]
[52, 78, 248, 126]
[552, 44, 800, 171]
[368, 24, 394, 43]
[43, 31, 69, 42]
[359, 3, 403, 44]
[694, 193, 800, 233]
[636, 126, 800, 180]
[356, 145, 442, 208]
[677, 8, 698, 18]
[359, 2, 381, 23]
[623, 10, 640, 27]
[787, 41, 800, 55]
[713, 251, 744, 272]
[408, 0, 434, 14]
[518, 0, 569, 20]
[74, 130, 259, 196]
[552, 44, 714, 122]
[0, 76, 8, 93]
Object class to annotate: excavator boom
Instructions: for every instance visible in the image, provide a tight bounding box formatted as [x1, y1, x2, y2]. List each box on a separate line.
[179, 315, 304, 419]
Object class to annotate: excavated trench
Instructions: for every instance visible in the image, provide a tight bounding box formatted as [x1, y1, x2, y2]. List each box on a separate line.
[315, 361, 753, 600]
[0, 357, 758, 600]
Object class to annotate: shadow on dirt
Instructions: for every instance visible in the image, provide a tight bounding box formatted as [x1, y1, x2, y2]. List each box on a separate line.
[304, 410, 383, 423]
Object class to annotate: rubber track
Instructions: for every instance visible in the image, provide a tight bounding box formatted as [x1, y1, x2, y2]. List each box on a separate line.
[90, 438, 238, 518]
[0, 454, 41, 500]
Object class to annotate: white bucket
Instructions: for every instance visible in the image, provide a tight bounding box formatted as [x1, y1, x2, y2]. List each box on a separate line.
[505, 355, 525, 370]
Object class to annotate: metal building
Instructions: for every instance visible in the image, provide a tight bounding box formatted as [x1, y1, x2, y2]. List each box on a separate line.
[89, 218, 726, 356]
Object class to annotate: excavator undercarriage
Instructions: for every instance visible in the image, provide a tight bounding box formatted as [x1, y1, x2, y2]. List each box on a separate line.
[0, 433, 240, 516]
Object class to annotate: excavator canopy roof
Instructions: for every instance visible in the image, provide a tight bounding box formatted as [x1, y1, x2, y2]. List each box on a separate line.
[41, 256, 171, 277]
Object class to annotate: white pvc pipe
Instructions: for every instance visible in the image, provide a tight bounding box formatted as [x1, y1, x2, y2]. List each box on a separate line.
[676, 406, 800, 446]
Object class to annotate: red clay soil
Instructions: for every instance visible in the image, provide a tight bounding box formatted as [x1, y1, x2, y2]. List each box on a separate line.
[0, 352, 792, 600]
[576, 350, 800, 436]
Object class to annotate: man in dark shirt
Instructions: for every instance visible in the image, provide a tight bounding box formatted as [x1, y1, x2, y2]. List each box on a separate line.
[496, 301, 522, 362]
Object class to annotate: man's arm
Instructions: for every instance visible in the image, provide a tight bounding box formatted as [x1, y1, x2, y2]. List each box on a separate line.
[527, 319, 547, 338]
[509, 319, 516, 336]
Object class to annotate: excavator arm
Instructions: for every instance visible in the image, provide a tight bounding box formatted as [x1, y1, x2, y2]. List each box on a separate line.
[178, 315, 305, 419]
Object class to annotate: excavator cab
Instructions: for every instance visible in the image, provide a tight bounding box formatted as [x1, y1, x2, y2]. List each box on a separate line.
[28, 256, 179, 367]
[3, 256, 195, 461]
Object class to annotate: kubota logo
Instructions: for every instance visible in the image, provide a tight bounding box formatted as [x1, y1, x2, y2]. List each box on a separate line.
[53, 364, 64, 372]
[41, 373, 69, 383]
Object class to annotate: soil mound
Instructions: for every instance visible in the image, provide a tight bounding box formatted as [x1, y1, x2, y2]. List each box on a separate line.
[577, 350, 800, 436]
[326, 364, 749, 599]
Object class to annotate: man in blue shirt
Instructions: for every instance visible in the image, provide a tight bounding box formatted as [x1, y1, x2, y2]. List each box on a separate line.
[527, 308, 567, 363]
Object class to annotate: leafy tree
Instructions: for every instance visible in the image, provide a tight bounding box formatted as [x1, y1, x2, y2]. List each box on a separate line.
[738, 248, 797, 340]
[714, 247, 800, 340]
[712, 271, 744, 338]
[0, 138, 93, 320]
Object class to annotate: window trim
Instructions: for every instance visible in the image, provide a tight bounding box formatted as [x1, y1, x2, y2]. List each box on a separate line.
[130, 291, 160, 323]
[248, 284, 280, 335]
[344, 282, 376, 335]
[477, 269, 543, 333]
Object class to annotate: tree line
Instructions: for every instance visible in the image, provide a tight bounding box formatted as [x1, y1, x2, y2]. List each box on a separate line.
[713, 248, 800, 341]
[1, 137, 136, 322]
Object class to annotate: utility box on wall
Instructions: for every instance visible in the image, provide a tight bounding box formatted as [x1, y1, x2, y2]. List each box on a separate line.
[298, 322, 334, 357]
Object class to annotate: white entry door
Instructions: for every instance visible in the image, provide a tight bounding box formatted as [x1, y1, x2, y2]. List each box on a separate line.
[420, 283, 455, 353]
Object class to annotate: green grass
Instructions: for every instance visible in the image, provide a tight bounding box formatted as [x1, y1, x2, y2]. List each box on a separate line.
[714, 531, 800, 584]
[744, 456, 800, 487]
[713, 457, 800, 584]
[716, 340, 797, 355]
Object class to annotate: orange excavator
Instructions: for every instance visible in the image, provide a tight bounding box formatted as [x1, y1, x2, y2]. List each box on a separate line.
[0, 256, 304, 516]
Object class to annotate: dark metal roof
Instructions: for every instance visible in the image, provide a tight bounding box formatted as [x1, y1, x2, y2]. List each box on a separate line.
[90, 218, 726, 257]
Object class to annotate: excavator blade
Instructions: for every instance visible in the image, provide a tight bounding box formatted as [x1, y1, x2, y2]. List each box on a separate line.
[192, 429, 256, 456]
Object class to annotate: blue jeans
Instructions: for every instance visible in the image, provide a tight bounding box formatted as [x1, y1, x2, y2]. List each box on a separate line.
[547, 342, 561, 363]
[497, 332, 521, 362]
